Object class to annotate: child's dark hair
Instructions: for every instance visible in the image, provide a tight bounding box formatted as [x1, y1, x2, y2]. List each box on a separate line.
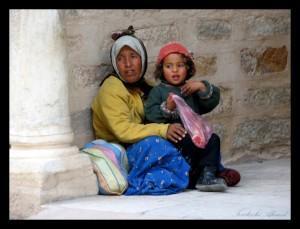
[154, 55, 196, 81]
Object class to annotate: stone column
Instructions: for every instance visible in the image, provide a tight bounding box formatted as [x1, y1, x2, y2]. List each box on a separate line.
[9, 10, 98, 219]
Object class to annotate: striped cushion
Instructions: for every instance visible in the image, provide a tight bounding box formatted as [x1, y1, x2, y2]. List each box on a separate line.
[81, 139, 129, 195]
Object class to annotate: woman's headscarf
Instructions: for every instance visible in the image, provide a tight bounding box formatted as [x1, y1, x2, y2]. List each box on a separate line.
[99, 26, 151, 96]
[110, 35, 147, 83]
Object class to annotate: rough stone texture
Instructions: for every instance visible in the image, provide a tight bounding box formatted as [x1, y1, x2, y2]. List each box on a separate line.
[246, 16, 290, 37]
[209, 86, 233, 116]
[197, 19, 231, 40]
[242, 87, 290, 107]
[194, 55, 217, 76]
[62, 10, 290, 162]
[211, 122, 226, 143]
[240, 46, 288, 76]
[135, 24, 180, 48]
[65, 34, 83, 54]
[72, 64, 112, 89]
[232, 118, 291, 151]
[144, 61, 159, 86]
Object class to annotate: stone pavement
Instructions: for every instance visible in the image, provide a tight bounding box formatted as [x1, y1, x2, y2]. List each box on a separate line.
[28, 158, 291, 220]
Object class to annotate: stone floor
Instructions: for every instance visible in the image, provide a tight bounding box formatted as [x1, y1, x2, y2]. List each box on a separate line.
[28, 158, 291, 220]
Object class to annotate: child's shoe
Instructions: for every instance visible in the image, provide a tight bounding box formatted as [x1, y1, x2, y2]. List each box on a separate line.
[196, 166, 227, 192]
[216, 168, 241, 187]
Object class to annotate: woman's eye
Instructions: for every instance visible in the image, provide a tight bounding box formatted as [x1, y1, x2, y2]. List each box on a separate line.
[117, 56, 123, 62]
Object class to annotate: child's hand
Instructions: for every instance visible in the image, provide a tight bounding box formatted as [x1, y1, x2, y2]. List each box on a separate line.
[166, 123, 187, 143]
[166, 94, 176, 110]
[181, 80, 206, 96]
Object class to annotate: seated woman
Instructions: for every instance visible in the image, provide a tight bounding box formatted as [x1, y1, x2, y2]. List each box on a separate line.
[91, 26, 190, 195]
[91, 26, 239, 195]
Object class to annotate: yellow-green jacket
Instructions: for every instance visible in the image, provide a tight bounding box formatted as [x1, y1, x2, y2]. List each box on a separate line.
[91, 75, 169, 144]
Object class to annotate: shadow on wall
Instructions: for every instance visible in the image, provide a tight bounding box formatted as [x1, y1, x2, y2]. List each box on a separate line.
[71, 108, 95, 148]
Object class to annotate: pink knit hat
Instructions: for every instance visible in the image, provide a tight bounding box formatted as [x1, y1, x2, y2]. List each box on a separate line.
[156, 41, 193, 65]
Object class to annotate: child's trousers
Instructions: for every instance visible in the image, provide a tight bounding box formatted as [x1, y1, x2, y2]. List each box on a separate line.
[174, 133, 221, 189]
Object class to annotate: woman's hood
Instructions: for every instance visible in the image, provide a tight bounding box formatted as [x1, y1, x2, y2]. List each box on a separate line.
[110, 35, 148, 82]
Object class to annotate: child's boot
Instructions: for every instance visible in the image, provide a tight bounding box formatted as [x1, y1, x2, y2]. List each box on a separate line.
[196, 166, 227, 192]
[217, 168, 241, 187]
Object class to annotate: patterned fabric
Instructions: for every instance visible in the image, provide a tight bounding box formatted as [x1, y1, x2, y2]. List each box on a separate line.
[124, 136, 190, 195]
[81, 139, 129, 195]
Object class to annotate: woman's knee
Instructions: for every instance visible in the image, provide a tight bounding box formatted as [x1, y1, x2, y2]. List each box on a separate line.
[143, 135, 166, 143]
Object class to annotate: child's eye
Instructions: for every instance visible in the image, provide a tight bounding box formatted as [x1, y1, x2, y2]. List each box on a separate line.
[178, 63, 186, 67]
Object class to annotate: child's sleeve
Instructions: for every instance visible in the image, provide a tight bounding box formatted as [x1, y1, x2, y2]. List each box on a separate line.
[195, 80, 221, 114]
[144, 87, 171, 123]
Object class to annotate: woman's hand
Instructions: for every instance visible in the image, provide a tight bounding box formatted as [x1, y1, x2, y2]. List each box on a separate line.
[166, 123, 187, 143]
[166, 94, 176, 110]
[181, 80, 206, 96]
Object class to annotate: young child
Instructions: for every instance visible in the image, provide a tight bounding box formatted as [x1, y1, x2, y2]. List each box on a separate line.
[144, 41, 240, 192]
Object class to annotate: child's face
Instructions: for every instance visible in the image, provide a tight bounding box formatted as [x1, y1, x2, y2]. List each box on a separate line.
[162, 53, 188, 86]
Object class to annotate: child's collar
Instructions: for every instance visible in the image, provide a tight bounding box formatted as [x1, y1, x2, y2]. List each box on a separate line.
[160, 79, 185, 87]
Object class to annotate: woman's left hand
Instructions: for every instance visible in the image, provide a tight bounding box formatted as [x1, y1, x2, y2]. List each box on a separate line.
[166, 123, 187, 143]
[181, 80, 206, 96]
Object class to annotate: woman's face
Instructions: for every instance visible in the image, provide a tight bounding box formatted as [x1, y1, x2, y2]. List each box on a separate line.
[162, 53, 188, 86]
[116, 46, 142, 83]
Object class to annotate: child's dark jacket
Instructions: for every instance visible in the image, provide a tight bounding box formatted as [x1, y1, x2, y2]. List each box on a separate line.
[144, 81, 220, 124]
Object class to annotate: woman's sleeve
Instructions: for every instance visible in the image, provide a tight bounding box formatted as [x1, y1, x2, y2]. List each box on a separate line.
[97, 84, 169, 143]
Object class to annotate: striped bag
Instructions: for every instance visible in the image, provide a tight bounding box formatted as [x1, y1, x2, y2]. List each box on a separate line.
[81, 139, 129, 195]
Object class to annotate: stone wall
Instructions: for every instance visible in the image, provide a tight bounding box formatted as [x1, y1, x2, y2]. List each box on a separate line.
[62, 10, 290, 163]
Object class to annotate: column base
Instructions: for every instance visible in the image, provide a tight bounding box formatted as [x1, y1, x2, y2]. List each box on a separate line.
[9, 146, 98, 219]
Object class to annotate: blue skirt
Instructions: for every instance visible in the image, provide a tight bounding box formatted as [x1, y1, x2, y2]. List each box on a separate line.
[124, 136, 190, 195]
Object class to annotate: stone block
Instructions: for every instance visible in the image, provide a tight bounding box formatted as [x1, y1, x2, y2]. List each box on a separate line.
[135, 24, 179, 47]
[242, 87, 290, 107]
[246, 16, 290, 37]
[194, 55, 217, 76]
[10, 150, 98, 219]
[240, 46, 288, 75]
[197, 19, 231, 40]
[211, 122, 226, 141]
[144, 62, 159, 86]
[66, 34, 83, 54]
[72, 64, 113, 89]
[209, 86, 233, 116]
[232, 118, 290, 150]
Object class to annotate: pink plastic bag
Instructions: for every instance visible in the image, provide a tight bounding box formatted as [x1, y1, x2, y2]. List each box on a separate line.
[171, 93, 213, 149]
